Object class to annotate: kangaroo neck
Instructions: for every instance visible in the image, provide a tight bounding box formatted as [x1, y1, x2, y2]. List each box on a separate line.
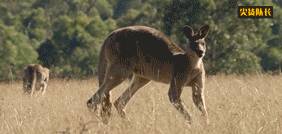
[186, 48, 202, 69]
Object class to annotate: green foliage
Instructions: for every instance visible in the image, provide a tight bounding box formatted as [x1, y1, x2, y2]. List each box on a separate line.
[0, 0, 281, 80]
[0, 22, 38, 80]
[115, 0, 170, 29]
[95, 0, 113, 19]
[217, 50, 261, 74]
[164, 0, 280, 74]
[39, 15, 91, 77]
[22, 7, 50, 43]
[260, 37, 282, 71]
[37, 11, 115, 77]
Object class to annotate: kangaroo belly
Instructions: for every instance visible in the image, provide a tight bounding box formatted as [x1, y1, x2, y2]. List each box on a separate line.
[132, 61, 172, 83]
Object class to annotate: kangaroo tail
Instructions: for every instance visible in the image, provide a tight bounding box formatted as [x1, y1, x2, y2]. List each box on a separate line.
[30, 66, 37, 93]
[97, 43, 107, 87]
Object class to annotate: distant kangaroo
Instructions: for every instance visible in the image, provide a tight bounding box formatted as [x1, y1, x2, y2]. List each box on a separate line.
[23, 64, 49, 96]
[87, 25, 209, 124]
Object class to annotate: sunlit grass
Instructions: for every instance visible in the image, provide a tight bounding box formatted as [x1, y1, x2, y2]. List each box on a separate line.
[0, 75, 281, 134]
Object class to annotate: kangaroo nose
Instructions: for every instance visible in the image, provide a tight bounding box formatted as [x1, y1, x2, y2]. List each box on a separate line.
[198, 50, 203, 55]
[197, 50, 204, 57]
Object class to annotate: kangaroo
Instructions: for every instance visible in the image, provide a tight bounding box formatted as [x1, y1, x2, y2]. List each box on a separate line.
[87, 25, 209, 124]
[23, 64, 50, 96]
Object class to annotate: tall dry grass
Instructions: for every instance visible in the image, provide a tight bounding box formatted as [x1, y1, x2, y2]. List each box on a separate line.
[0, 75, 282, 134]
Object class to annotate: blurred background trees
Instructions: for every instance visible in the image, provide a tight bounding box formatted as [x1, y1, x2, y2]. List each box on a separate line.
[0, 0, 281, 80]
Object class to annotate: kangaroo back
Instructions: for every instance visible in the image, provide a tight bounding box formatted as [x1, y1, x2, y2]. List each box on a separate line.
[99, 26, 185, 83]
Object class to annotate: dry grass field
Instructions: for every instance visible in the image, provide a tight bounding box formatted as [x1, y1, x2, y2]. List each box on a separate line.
[0, 75, 282, 134]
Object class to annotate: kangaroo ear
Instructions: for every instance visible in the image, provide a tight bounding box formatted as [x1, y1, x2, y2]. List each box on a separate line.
[198, 25, 209, 38]
[183, 25, 194, 39]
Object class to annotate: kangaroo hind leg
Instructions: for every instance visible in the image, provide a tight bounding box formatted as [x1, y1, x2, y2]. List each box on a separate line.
[114, 75, 150, 118]
[87, 63, 129, 123]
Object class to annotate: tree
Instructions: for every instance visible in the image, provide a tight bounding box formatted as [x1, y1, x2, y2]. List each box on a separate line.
[37, 12, 115, 77]
[259, 3, 282, 72]
[22, 7, 51, 44]
[163, 0, 278, 74]
[114, 0, 169, 29]
[0, 0, 282, 80]
[0, 22, 38, 80]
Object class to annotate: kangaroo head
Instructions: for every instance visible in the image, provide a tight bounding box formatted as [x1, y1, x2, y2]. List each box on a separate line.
[183, 25, 209, 58]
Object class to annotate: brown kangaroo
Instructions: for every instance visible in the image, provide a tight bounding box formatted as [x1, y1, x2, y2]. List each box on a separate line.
[23, 64, 50, 96]
[87, 25, 209, 124]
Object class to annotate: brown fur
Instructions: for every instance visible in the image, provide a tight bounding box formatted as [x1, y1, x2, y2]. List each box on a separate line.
[87, 25, 210, 124]
[23, 64, 49, 96]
